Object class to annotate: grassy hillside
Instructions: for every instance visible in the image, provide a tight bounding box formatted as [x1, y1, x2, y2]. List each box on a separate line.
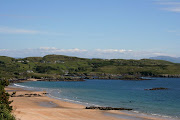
[0, 54, 180, 79]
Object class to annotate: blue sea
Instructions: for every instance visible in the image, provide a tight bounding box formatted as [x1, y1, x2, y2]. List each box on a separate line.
[12, 78, 180, 119]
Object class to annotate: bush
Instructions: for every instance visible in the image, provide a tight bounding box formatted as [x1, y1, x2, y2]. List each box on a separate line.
[0, 80, 15, 120]
[0, 104, 15, 120]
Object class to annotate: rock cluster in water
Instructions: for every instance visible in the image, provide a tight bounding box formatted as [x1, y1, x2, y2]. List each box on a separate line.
[144, 87, 168, 90]
[85, 106, 132, 110]
[11, 92, 48, 97]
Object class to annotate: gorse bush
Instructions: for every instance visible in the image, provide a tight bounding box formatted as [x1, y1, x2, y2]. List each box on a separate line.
[0, 80, 13, 111]
[0, 104, 15, 120]
[0, 80, 15, 120]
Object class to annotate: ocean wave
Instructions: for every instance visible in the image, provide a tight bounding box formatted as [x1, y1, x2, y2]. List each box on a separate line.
[13, 83, 35, 89]
[47, 92, 99, 107]
[130, 110, 179, 120]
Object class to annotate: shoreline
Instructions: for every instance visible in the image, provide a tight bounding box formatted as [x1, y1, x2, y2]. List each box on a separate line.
[8, 76, 180, 84]
[6, 86, 176, 120]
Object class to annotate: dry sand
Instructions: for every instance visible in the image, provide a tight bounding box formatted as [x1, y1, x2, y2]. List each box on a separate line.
[6, 86, 169, 120]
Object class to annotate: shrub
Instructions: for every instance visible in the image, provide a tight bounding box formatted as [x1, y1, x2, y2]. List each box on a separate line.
[0, 80, 15, 120]
[0, 104, 15, 120]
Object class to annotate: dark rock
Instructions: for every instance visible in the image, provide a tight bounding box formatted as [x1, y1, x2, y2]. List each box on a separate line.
[11, 93, 43, 97]
[145, 87, 168, 90]
[18, 95, 24, 97]
[85, 106, 132, 111]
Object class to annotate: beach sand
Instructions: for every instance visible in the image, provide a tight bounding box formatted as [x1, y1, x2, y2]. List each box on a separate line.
[6, 86, 169, 120]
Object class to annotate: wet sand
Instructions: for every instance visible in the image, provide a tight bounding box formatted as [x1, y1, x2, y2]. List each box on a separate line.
[6, 86, 169, 120]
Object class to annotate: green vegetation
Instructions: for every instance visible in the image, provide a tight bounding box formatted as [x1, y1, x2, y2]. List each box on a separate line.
[0, 54, 180, 79]
[0, 80, 15, 120]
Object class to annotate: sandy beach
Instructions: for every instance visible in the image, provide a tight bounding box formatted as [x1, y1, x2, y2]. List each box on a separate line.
[6, 86, 170, 120]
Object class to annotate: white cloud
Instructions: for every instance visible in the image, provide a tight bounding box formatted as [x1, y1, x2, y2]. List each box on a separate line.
[39, 47, 87, 52]
[167, 30, 180, 36]
[0, 27, 41, 34]
[0, 14, 49, 18]
[0, 48, 170, 59]
[40, 47, 57, 50]
[0, 27, 63, 35]
[95, 49, 132, 53]
[163, 7, 180, 12]
[157, 0, 180, 13]
[0, 49, 8, 52]
[158, 2, 180, 5]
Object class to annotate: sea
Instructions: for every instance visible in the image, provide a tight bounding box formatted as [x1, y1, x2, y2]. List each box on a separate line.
[12, 78, 180, 119]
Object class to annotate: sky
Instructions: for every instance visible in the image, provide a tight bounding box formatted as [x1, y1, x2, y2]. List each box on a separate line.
[0, 0, 180, 59]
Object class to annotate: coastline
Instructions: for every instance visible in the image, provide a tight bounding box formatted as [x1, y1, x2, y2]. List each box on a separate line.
[5, 86, 174, 120]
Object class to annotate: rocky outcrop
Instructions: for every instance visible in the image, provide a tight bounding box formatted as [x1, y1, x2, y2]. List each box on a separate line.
[8, 78, 27, 83]
[156, 74, 180, 78]
[8, 77, 85, 83]
[37, 77, 85, 82]
[11, 92, 48, 97]
[145, 87, 168, 90]
[85, 106, 132, 111]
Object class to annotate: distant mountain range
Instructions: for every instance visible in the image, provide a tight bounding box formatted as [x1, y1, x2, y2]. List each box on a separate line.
[149, 56, 180, 63]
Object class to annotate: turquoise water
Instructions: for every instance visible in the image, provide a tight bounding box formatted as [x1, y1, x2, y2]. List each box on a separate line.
[13, 78, 180, 119]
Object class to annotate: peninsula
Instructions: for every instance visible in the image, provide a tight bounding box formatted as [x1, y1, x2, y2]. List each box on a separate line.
[0, 54, 180, 82]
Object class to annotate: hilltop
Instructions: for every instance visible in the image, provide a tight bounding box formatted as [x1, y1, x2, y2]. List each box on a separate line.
[150, 56, 180, 63]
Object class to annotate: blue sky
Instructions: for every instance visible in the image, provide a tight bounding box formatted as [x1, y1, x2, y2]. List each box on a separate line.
[0, 0, 180, 59]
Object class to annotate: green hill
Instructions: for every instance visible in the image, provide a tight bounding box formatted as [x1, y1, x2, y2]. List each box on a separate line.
[0, 54, 180, 79]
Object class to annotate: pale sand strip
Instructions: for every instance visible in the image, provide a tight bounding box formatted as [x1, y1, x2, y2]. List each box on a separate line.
[6, 87, 168, 120]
